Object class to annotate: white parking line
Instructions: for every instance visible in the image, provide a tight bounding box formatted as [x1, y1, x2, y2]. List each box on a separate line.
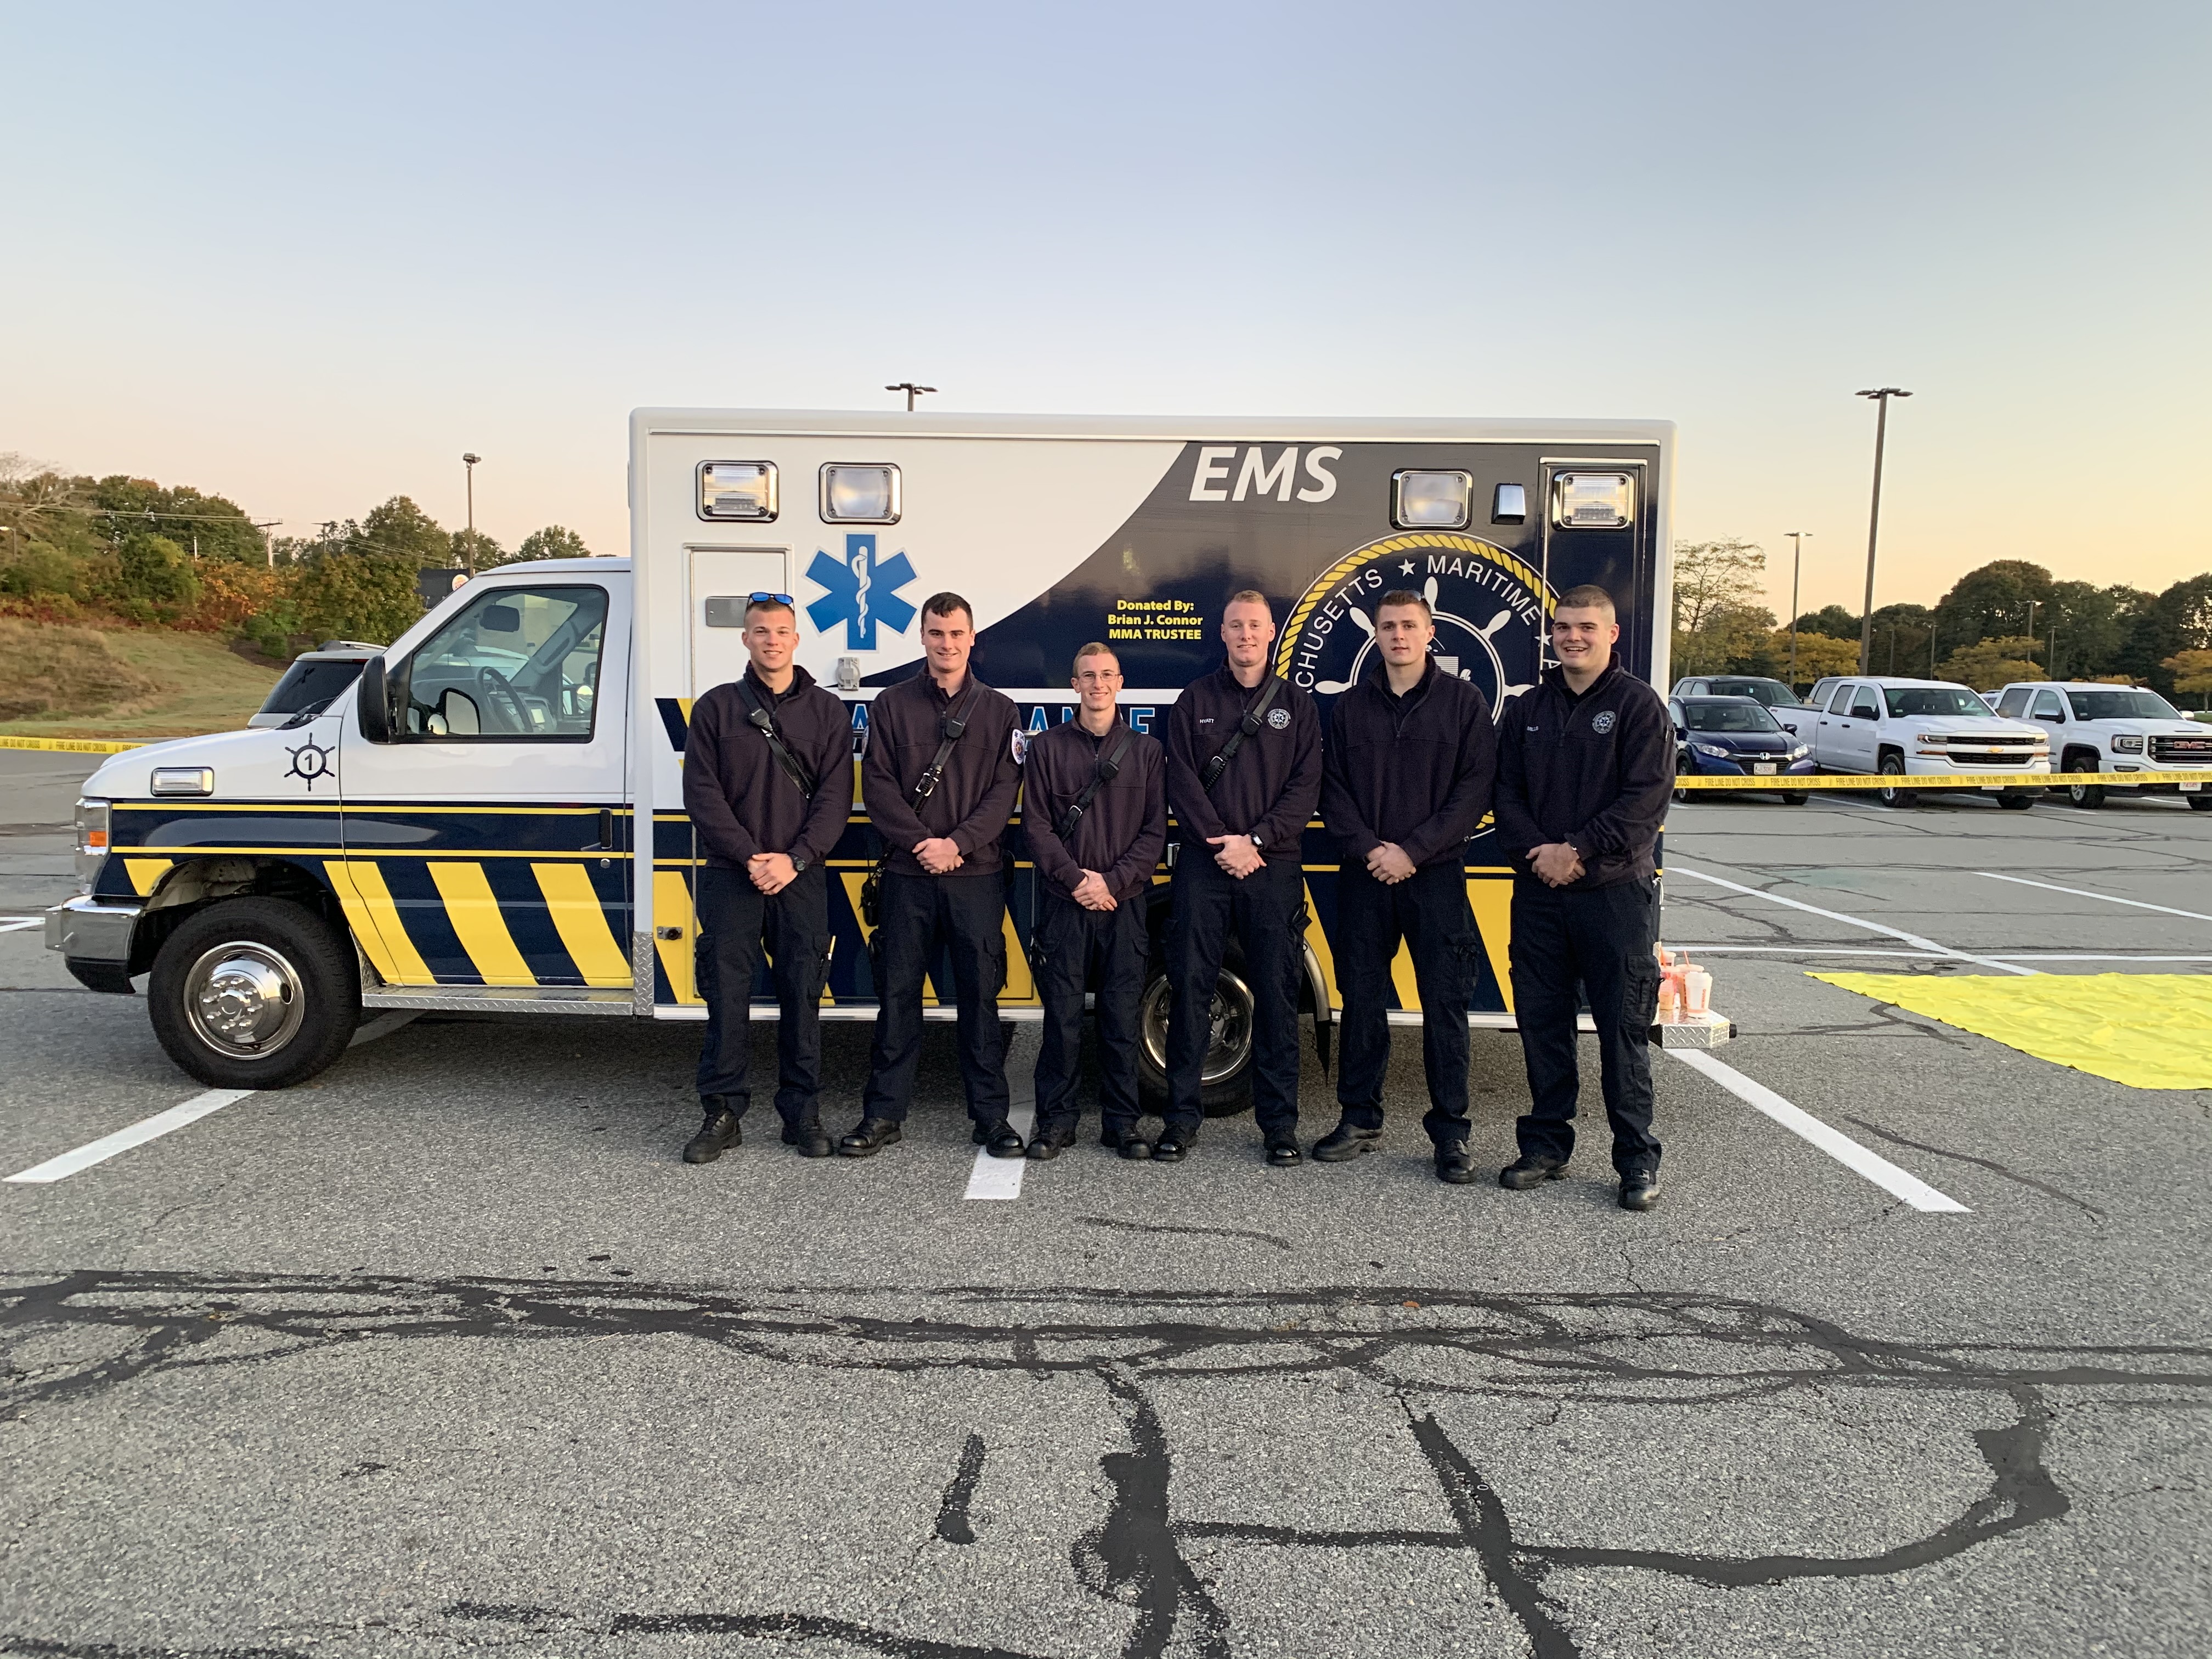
[0, 918, 43, 934]
[1668, 864, 2036, 975]
[962, 1101, 1036, 1200]
[5, 1089, 255, 1184]
[1669, 1049, 1968, 1214]
[1976, 871, 2212, 923]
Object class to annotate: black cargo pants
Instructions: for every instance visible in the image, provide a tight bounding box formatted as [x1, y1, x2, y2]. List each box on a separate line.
[1164, 851, 1304, 1138]
[1335, 861, 1480, 1147]
[1508, 875, 1663, 1178]
[861, 871, 1012, 1125]
[694, 864, 833, 1126]
[1031, 890, 1148, 1138]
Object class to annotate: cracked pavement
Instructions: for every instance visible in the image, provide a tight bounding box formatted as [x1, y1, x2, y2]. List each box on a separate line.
[3, 761, 2210, 1656]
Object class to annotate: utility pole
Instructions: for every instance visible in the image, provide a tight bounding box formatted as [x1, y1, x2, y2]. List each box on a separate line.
[1855, 388, 1912, 674]
[1785, 531, 1811, 687]
[885, 382, 936, 411]
[461, 453, 481, 574]
[255, 519, 282, 567]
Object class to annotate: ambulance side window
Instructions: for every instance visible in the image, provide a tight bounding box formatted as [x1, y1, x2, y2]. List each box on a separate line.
[398, 584, 610, 741]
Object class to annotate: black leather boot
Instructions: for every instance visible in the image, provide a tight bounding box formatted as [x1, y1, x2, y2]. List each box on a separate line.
[682, 1108, 740, 1164]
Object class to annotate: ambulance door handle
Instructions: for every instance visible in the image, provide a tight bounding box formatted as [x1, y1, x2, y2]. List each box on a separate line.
[587, 808, 615, 851]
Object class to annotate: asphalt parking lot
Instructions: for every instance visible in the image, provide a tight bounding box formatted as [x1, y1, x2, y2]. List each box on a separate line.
[3, 748, 2209, 1658]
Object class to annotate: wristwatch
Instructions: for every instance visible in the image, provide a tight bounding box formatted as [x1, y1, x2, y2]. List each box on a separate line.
[791, 856, 810, 873]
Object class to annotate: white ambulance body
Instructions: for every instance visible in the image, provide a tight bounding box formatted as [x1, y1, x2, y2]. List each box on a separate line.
[52, 409, 1675, 1102]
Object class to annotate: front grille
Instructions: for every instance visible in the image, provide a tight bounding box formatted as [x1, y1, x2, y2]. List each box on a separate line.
[1947, 752, 2033, 766]
[2151, 735, 2212, 764]
[1955, 734, 2040, 747]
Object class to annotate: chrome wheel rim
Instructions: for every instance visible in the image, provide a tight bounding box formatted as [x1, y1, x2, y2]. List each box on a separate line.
[182, 940, 306, 1060]
[1140, 968, 1255, 1088]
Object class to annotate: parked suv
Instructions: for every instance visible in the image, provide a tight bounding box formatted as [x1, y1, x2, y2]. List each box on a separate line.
[1667, 674, 1812, 732]
[247, 643, 380, 729]
[1802, 675, 2050, 808]
[1993, 681, 2212, 811]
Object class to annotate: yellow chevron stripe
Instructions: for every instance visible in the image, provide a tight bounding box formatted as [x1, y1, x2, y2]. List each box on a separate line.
[1466, 877, 1515, 1014]
[427, 862, 537, 986]
[122, 859, 173, 896]
[1000, 909, 1037, 1006]
[653, 870, 700, 1003]
[325, 860, 434, 985]
[529, 863, 631, 987]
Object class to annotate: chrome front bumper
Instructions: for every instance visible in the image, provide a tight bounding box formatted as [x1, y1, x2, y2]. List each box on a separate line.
[46, 895, 143, 963]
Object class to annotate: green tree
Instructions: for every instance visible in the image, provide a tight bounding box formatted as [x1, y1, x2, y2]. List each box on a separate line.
[291, 550, 422, 646]
[116, 532, 201, 618]
[1864, 602, 1937, 678]
[2163, 648, 2212, 710]
[88, 475, 264, 563]
[1933, 561, 2052, 658]
[1938, 636, 2042, 690]
[449, 528, 505, 573]
[355, 496, 452, 565]
[1791, 604, 1861, 640]
[515, 525, 593, 562]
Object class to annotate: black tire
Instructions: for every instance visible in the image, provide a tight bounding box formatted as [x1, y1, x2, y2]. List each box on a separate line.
[1780, 792, 1809, 805]
[2190, 794, 2212, 812]
[1137, 958, 1256, 1119]
[147, 897, 360, 1088]
[2066, 755, 2105, 809]
[1998, 792, 2035, 810]
[1877, 755, 1916, 809]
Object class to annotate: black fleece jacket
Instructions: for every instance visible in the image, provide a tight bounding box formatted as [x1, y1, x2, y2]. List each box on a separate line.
[1164, 665, 1323, 864]
[860, 670, 1022, 878]
[1493, 659, 1675, 889]
[1321, 658, 1496, 869]
[682, 665, 854, 871]
[1020, 717, 1167, 902]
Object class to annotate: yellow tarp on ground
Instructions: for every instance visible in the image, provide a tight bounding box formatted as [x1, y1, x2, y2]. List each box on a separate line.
[1809, 972, 2212, 1091]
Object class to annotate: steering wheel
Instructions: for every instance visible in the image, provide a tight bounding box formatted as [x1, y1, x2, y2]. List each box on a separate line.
[473, 665, 531, 734]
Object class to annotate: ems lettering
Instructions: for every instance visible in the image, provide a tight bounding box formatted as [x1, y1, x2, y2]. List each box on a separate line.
[1187, 445, 1341, 504]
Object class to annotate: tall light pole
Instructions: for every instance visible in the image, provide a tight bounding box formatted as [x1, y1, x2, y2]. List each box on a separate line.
[1785, 530, 1812, 687]
[1854, 388, 1912, 674]
[885, 382, 936, 411]
[461, 452, 481, 574]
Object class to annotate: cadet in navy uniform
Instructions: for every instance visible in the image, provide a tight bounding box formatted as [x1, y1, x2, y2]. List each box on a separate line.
[1020, 642, 1167, 1161]
[1162, 589, 1324, 1165]
[1493, 583, 1675, 1210]
[1316, 589, 1497, 1181]
[680, 595, 856, 1162]
[844, 592, 1024, 1160]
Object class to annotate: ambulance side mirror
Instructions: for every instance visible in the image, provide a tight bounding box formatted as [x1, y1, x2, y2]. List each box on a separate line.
[357, 656, 395, 743]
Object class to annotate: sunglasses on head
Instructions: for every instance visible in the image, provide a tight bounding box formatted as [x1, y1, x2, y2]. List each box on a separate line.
[749, 591, 794, 604]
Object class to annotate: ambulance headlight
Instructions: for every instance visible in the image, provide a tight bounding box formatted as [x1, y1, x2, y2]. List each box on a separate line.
[1392, 470, 1471, 529]
[820, 464, 900, 524]
[698, 461, 777, 522]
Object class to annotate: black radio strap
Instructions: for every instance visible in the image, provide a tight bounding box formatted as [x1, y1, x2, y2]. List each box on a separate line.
[909, 685, 978, 810]
[733, 677, 817, 798]
[1199, 675, 1284, 792]
[1055, 726, 1135, 840]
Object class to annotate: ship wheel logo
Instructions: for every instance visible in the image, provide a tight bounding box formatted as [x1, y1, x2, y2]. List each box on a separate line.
[285, 738, 334, 791]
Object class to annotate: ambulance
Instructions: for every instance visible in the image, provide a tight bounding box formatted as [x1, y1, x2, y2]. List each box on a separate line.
[49, 409, 1675, 1109]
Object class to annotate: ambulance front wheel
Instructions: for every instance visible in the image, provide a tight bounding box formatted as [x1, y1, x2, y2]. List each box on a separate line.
[148, 898, 360, 1090]
[1136, 963, 1256, 1119]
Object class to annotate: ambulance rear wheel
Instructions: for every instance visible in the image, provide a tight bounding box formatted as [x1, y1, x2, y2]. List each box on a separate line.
[1137, 963, 1256, 1119]
[148, 898, 359, 1090]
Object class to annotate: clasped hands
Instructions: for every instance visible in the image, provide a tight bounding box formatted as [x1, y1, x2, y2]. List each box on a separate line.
[1206, 833, 1265, 879]
[1363, 842, 1417, 885]
[912, 836, 965, 876]
[1528, 842, 1584, 887]
[746, 851, 798, 894]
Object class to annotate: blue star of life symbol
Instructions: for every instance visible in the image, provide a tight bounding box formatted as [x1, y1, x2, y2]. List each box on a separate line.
[804, 533, 918, 652]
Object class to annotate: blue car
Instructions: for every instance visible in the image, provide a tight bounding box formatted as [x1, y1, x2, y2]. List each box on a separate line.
[1669, 695, 1817, 803]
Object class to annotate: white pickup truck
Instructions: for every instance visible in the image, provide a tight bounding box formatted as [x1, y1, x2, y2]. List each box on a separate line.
[1993, 680, 2212, 810]
[1801, 675, 2050, 808]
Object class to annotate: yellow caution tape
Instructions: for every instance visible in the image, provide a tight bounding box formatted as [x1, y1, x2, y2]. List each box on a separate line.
[1678, 770, 2210, 791]
[0, 735, 144, 754]
[1811, 972, 2212, 1090]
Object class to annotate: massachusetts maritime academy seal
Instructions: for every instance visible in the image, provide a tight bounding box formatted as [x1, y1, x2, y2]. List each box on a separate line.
[1276, 532, 1553, 709]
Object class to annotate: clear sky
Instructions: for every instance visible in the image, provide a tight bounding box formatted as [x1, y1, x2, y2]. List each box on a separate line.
[4, 2, 2207, 617]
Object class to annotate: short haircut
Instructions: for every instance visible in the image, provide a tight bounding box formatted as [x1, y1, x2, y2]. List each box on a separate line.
[1376, 589, 1432, 619]
[1072, 641, 1120, 675]
[1223, 588, 1271, 613]
[744, 595, 796, 623]
[1555, 584, 1617, 618]
[921, 591, 974, 627]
